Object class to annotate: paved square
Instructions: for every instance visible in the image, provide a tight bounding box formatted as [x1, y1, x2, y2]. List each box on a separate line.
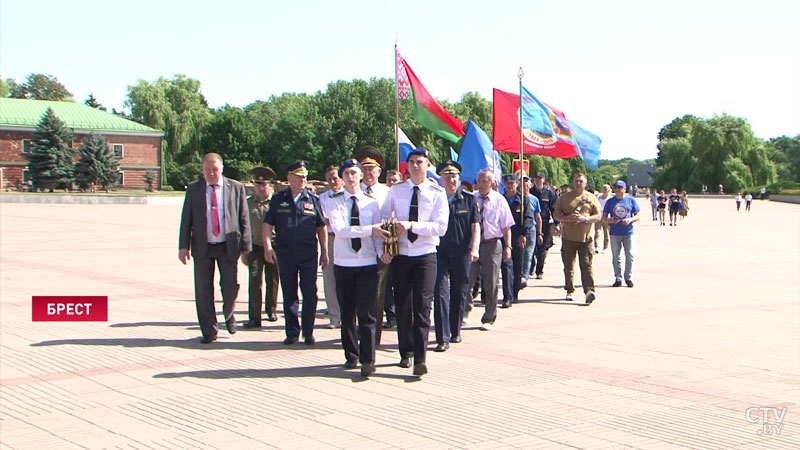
[0, 197, 797, 448]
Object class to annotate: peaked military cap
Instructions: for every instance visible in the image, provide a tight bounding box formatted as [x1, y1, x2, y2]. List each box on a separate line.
[354, 146, 385, 168]
[250, 166, 276, 183]
[503, 173, 519, 183]
[436, 160, 462, 175]
[285, 160, 309, 176]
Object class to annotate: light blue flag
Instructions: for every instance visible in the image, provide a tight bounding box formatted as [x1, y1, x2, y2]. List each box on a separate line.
[457, 120, 504, 192]
[521, 86, 555, 136]
[568, 119, 602, 170]
[450, 147, 458, 161]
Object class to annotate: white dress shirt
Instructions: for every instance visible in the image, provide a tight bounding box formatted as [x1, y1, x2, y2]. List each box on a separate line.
[380, 179, 448, 257]
[361, 182, 390, 209]
[206, 180, 226, 243]
[326, 189, 383, 267]
[319, 188, 344, 233]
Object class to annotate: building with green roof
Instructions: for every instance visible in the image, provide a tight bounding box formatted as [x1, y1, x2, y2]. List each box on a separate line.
[0, 98, 163, 190]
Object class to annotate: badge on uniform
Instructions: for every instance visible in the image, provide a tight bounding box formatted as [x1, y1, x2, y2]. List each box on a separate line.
[280, 201, 290, 207]
[302, 202, 315, 215]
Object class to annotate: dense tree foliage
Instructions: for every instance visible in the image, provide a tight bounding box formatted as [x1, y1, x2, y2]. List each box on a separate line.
[654, 114, 777, 192]
[6, 71, 797, 192]
[6, 74, 73, 101]
[74, 133, 120, 191]
[25, 108, 75, 191]
[125, 75, 211, 168]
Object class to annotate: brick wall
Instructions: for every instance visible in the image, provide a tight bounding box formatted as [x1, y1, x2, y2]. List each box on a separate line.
[0, 129, 161, 190]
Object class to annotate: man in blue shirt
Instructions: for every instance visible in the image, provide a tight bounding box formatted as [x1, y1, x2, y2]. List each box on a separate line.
[501, 174, 534, 308]
[602, 180, 640, 288]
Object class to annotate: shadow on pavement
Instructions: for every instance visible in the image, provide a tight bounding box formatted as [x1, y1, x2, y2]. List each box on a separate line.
[29, 337, 343, 351]
[153, 363, 419, 382]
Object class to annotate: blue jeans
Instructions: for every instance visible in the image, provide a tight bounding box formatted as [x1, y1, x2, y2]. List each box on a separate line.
[521, 230, 536, 280]
[610, 234, 635, 282]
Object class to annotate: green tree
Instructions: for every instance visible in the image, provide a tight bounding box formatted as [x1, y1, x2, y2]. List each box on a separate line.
[84, 93, 106, 111]
[74, 133, 120, 192]
[769, 135, 800, 181]
[142, 170, 156, 192]
[0, 78, 9, 97]
[125, 75, 211, 167]
[25, 108, 74, 191]
[10, 74, 73, 101]
[200, 105, 263, 181]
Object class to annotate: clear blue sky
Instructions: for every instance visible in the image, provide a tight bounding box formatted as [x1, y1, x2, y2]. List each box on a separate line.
[2, 0, 798, 161]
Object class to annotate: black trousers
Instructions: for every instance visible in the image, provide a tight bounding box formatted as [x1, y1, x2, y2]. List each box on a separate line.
[277, 252, 318, 339]
[533, 223, 553, 276]
[334, 264, 378, 364]
[247, 244, 279, 323]
[390, 253, 436, 363]
[193, 243, 239, 338]
[434, 249, 471, 343]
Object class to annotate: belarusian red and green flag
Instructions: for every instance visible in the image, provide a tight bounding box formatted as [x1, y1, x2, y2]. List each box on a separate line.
[396, 50, 464, 143]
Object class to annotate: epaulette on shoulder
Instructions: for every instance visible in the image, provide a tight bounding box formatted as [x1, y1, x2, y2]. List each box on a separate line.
[331, 191, 344, 198]
[394, 180, 410, 186]
[307, 191, 320, 199]
[428, 183, 444, 192]
[461, 190, 474, 197]
[364, 192, 376, 199]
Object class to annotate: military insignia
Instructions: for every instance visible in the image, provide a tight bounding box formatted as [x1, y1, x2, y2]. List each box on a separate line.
[331, 191, 344, 198]
[303, 203, 313, 210]
[456, 209, 468, 215]
[280, 201, 289, 207]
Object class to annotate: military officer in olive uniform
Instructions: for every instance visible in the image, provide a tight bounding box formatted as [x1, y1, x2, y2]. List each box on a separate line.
[263, 161, 328, 345]
[242, 166, 280, 329]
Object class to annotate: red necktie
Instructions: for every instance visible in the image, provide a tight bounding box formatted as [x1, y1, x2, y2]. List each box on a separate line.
[210, 184, 220, 236]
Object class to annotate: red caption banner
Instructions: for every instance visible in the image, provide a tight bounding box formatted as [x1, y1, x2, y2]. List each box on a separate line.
[32, 296, 108, 322]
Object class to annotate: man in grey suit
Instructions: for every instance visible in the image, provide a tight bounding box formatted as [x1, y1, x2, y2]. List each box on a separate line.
[179, 153, 251, 343]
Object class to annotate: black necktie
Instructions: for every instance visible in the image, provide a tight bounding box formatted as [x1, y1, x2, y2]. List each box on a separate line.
[350, 196, 361, 252]
[479, 195, 488, 241]
[408, 186, 419, 242]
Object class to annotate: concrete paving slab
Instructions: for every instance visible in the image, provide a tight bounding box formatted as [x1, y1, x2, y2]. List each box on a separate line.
[0, 197, 798, 448]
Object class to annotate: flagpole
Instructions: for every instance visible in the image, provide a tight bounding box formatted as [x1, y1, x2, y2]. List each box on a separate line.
[518, 67, 525, 230]
[394, 37, 400, 172]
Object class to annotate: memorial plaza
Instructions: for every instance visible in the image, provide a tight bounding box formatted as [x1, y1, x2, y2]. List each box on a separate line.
[0, 196, 797, 449]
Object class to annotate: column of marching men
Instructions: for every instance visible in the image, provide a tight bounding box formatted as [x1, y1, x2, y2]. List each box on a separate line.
[179, 148, 640, 378]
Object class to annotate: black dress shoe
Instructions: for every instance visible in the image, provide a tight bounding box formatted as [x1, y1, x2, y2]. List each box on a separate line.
[225, 317, 237, 334]
[266, 313, 278, 322]
[361, 363, 376, 377]
[450, 335, 462, 344]
[626, 280, 634, 287]
[242, 320, 261, 329]
[200, 334, 217, 344]
[413, 362, 428, 376]
[399, 357, 412, 368]
[304, 336, 315, 346]
[344, 360, 358, 369]
[283, 336, 299, 345]
[612, 280, 622, 287]
[382, 319, 396, 329]
[500, 300, 511, 308]
[434, 342, 449, 352]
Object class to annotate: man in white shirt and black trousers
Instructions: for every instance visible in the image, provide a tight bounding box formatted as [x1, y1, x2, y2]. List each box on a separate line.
[378, 148, 449, 377]
[323, 158, 384, 377]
